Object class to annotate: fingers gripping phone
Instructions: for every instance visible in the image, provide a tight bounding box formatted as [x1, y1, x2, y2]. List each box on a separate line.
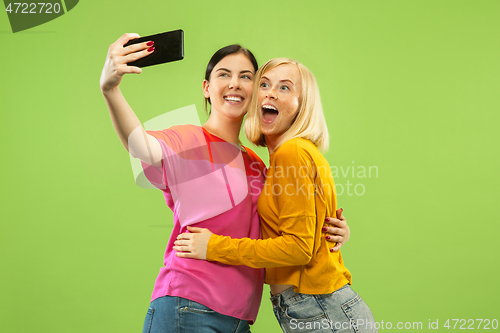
[124, 29, 184, 68]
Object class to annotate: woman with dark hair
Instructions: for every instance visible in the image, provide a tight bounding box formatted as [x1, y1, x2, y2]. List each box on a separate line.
[100, 34, 349, 333]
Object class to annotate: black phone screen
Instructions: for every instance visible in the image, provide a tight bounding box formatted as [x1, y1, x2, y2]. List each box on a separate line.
[123, 29, 184, 68]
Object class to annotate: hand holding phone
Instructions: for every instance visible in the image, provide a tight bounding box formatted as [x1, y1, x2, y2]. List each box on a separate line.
[124, 29, 184, 68]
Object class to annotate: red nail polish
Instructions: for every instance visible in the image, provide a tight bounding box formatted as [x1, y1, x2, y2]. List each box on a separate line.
[147, 41, 154, 46]
[324, 218, 329, 222]
[330, 248, 334, 252]
[322, 227, 327, 232]
[325, 235, 330, 240]
[147, 47, 155, 52]
[340, 208, 343, 213]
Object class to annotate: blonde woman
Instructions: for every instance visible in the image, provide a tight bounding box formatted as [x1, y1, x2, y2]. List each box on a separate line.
[175, 58, 377, 332]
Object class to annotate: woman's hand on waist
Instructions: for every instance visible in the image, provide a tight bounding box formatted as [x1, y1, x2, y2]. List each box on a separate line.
[174, 226, 214, 260]
[323, 208, 350, 252]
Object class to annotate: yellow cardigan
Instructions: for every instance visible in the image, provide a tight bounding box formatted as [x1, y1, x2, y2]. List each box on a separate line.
[207, 138, 352, 294]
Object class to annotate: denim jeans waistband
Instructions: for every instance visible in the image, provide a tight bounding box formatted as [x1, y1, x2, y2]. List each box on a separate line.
[270, 284, 352, 307]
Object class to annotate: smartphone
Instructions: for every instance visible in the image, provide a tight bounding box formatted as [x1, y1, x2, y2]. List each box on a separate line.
[124, 29, 184, 68]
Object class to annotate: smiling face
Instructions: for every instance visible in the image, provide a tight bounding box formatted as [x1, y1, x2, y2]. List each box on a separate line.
[258, 64, 302, 146]
[203, 53, 255, 121]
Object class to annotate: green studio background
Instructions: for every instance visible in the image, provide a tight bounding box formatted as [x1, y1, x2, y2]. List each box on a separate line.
[1, 0, 499, 332]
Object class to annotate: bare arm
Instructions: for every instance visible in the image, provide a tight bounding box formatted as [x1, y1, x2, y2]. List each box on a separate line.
[100, 33, 162, 167]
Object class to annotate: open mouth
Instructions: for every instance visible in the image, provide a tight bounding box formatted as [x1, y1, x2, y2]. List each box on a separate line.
[262, 104, 279, 123]
[224, 95, 243, 103]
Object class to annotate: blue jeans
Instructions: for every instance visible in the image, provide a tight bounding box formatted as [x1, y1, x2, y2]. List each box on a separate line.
[271, 285, 377, 333]
[142, 295, 251, 333]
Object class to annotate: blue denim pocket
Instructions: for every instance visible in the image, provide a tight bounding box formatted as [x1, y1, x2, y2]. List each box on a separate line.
[179, 299, 241, 332]
[180, 300, 216, 314]
[142, 306, 155, 333]
[281, 294, 331, 332]
[284, 294, 326, 321]
[341, 294, 377, 333]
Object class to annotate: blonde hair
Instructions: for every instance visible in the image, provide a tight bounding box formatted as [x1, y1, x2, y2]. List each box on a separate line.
[244, 58, 329, 152]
